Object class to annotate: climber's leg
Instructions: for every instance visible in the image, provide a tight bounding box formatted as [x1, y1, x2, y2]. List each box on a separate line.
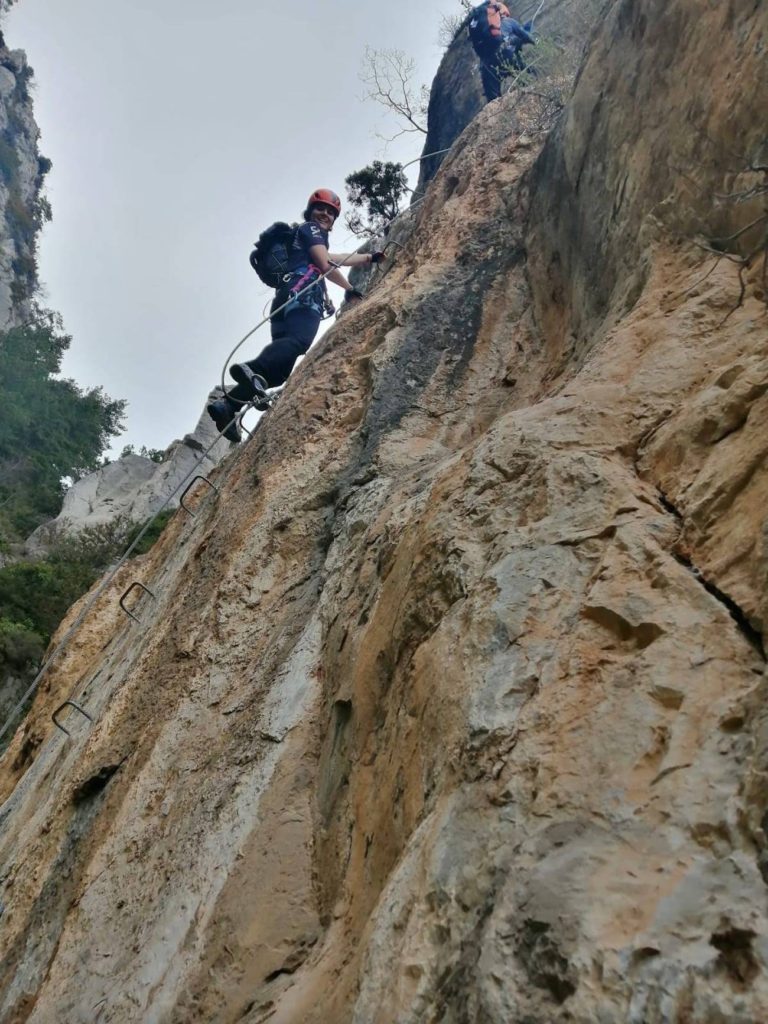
[480, 59, 503, 102]
[229, 303, 322, 401]
[206, 394, 242, 443]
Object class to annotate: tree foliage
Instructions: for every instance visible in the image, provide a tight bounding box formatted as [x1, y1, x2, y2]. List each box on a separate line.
[0, 310, 126, 539]
[345, 161, 409, 238]
[0, 616, 43, 672]
[0, 511, 173, 674]
[120, 443, 165, 463]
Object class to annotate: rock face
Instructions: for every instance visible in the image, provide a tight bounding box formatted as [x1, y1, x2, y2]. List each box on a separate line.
[1, 1, 767, 1022]
[0, 23, 48, 326]
[414, 0, 602, 199]
[25, 397, 230, 552]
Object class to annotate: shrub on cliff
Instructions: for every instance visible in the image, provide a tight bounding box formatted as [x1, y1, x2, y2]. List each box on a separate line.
[0, 561, 79, 648]
[120, 443, 165, 463]
[0, 617, 43, 672]
[0, 511, 174, 672]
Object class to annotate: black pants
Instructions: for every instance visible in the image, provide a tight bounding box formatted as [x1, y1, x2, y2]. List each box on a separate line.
[477, 44, 526, 102]
[480, 57, 503, 101]
[228, 293, 322, 401]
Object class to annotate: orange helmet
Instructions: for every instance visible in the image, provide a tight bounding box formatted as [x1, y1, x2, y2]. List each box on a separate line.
[306, 188, 341, 218]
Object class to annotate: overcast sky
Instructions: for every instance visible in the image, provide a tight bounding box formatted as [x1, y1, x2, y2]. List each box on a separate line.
[4, 0, 461, 453]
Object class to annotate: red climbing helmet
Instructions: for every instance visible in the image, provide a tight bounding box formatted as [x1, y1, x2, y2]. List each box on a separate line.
[306, 188, 342, 218]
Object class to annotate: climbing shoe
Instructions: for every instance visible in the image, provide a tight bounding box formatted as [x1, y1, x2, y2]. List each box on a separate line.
[206, 396, 242, 444]
[229, 364, 271, 410]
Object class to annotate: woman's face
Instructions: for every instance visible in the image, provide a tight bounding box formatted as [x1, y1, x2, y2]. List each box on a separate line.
[310, 203, 337, 232]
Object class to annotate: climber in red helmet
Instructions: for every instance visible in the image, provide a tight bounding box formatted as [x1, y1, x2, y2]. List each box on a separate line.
[207, 188, 385, 442]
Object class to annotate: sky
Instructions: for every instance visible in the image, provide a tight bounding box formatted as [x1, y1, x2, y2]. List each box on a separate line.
[4, 0, 462, 453]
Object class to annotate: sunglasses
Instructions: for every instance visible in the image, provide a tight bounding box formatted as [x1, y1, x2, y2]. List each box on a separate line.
[313, 203, 338, 218]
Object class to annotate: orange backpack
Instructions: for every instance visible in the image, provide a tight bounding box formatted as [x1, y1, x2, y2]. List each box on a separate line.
[488, 1, 511, 37]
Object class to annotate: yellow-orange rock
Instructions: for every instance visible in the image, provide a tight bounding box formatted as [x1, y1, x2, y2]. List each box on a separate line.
[1, 1, 767, 1021]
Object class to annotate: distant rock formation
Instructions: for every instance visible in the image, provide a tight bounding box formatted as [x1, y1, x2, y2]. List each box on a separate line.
[0, 26, 49, 326]
[25, 395, 230, 553]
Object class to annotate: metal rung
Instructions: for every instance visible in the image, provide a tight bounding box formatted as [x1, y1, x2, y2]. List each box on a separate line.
[119, 581, 156, 624]
[52, 700, 94, 738]
[237, 403, 269, 439]
[179, 475, 218, 517]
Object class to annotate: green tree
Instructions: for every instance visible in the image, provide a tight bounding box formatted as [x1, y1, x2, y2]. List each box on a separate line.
[0, 617, 44, 672]
[0, 511, 174, 675]
[345, 161, 409, 238]
[120, 444, 165, 463]
[0, 310, 126, 539]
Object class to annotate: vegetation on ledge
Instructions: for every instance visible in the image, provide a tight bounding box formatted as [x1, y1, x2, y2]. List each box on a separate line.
[0, 309, 126, 542]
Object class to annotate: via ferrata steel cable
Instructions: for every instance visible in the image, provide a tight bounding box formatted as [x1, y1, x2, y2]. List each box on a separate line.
[520, 0, 547, 27]
[0, 224, 403, 748]
[0, 416, 246, 747]
[0, 109, 465, 749]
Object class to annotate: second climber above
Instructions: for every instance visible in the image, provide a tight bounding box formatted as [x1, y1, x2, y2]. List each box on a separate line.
[467, 1, 536, 103]
[207, 188, 385, 443]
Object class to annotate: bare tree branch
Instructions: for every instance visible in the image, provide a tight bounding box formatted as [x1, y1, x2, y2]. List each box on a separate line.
[670, 141, 767, 319]
[359, 47, 428, 141]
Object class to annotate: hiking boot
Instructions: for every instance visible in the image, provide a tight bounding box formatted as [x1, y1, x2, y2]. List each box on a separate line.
[206, 396, 242, 443]
[229, 364, 271, 410]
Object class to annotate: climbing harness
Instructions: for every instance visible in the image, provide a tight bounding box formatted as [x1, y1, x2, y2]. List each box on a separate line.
[220, 234, 392, 404]
[478, 22, 543, 98]
[289, 263, 321, 298]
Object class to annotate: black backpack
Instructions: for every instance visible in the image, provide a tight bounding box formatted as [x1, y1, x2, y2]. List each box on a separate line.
[249, 222, 298, 288]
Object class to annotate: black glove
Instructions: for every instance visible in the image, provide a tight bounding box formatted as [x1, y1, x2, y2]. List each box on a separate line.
[345, 288, 364, 302]
[370, 251, 386, 264]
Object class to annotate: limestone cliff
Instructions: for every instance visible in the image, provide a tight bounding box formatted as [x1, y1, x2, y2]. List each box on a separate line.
[0, 10, 61, 763]
[1, 1, 767, 1022]
[24, 398, 230, 555]
[0, 19, 48, 325]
